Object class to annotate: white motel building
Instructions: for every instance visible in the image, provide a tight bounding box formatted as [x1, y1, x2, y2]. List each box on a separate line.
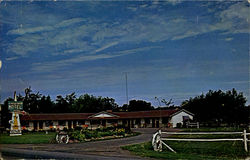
[21, 109, 194, 131]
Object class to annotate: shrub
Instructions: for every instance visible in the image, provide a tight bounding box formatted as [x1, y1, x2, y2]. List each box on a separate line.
[116, 128, 125, 136]
[74, 126, 82, 131]
[69, 130, 85, 141]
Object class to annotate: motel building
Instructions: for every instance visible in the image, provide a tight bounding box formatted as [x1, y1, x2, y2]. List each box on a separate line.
[20, 109, 194, 131]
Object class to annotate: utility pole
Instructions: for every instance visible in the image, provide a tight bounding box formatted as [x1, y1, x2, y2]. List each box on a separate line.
[125, 72, 129, 106]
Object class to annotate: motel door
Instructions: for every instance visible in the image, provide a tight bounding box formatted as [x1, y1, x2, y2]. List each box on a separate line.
[68, 120, 72, 129]
[152, 118, 155, 128]
[34, 121, 38, 131]
[128, 120, 130, 128]
[101, 120, 106, 127]
[156, 120, 159, 128]
[73, 121, 77, 128]
[39, 121, 43, 129]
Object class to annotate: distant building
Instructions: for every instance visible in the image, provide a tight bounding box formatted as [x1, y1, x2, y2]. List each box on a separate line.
[21, 109, 194, 131]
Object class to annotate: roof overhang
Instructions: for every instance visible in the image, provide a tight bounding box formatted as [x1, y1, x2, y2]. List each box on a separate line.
[88, 111, 120, 119]
[170, 109, 194, 117]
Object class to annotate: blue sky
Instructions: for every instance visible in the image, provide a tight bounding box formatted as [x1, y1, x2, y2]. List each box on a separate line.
[0, 0, 249, 106]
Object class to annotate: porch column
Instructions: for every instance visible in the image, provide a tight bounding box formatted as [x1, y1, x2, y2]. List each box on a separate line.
[43, 122, 46, 130]
[118, 120, 122, 125]
[141, 119, 145, 128]
[65, 121, 68, 129]
[29, 122, 33, 131]
[159, 118, 163, 128]
[37, 121, 39, 130]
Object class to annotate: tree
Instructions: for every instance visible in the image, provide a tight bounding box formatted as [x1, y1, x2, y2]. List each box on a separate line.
[54, 95, 69, 113]
[22, 87, 42, 113]
[161, 98, 174, 107]
[182, 89, 248, 126]
[39, 95, 54, 113]
[71, 94, 119, 113]
[124, 100, 154, 111]
[1, 98, 13, 128]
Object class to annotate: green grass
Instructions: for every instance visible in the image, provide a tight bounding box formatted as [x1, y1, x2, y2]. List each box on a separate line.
[122, 141, 249, 160]
[122, 129, 250, 160]
[0, 132, 56, 144]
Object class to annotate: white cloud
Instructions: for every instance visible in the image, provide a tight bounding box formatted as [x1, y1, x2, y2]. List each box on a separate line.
[7, 17, 86, 36]
[31, 46, 162, 72]
[3, 2, 249, 59]
[225, 37, 233, 41]
[55, 18, 85, 28]
[6, 56, 19, 61]
[95, 41, 119, 53]
[7, 26, 53, 35]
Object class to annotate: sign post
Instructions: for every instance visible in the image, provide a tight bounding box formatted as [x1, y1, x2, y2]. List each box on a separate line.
[8, 92, 23, 136]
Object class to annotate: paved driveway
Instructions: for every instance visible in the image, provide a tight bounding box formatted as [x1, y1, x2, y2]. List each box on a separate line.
[1, 128, 175, 159]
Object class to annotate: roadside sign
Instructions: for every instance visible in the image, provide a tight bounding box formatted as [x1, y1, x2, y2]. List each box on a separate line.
[8, 101, 23, 112]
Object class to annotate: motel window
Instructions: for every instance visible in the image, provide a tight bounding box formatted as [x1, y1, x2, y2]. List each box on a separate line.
[162, 117, 169, 124]
[135, 119, 141, 125]
[21, 121, 29, 127]
[58, 120, 66, 126]
[145, 118, 150, 124]
[122, 120, 127, 125]
[78, 120, 85, 125]
[45, 121, 53, 127]
[107, 119, 117, 124]
[91, 120, 100, 125]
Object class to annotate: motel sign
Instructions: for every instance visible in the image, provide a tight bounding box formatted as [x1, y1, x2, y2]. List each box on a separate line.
[8, 101, 23, 112]
[8, 92, 23, 136]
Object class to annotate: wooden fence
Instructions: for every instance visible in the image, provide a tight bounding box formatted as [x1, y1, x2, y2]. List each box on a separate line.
[152, 130, 249, 153]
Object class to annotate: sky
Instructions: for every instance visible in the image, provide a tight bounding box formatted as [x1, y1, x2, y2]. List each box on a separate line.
[0, 0, 249, 107]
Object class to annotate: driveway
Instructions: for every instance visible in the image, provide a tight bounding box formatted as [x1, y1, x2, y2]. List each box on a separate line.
[0, 128, 175, 159]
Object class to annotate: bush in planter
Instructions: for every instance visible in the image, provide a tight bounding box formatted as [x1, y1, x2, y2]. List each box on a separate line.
[98, 131, 114, 137]
[69, 130, 85, 141]
[106, 126, 115, 131]
[116, 128, 125, 136]
[83, 130, 95, 139]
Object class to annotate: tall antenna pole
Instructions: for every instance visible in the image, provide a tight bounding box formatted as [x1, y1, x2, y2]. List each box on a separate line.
[125, 72, 128, 105]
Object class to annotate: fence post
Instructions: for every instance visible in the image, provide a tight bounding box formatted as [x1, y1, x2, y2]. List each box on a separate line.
[243, 129, 248, 152]
[159, 130, 162, 152]
[197, 122, 199, 129]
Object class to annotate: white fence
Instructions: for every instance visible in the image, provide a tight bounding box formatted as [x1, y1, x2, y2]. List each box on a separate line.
[152, 130, 249, 153]
[186, 122, 199, 128]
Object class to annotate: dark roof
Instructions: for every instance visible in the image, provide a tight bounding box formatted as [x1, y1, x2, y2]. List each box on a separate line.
[21, 113, 92, 121]
[21, 109, 187, 121]
[115, 110, 178, 119]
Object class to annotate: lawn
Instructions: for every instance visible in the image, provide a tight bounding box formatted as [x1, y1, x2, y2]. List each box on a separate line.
[122, 128, 250, 160]
[0, 132, 56, 144]
[0, 127, 138, 144]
